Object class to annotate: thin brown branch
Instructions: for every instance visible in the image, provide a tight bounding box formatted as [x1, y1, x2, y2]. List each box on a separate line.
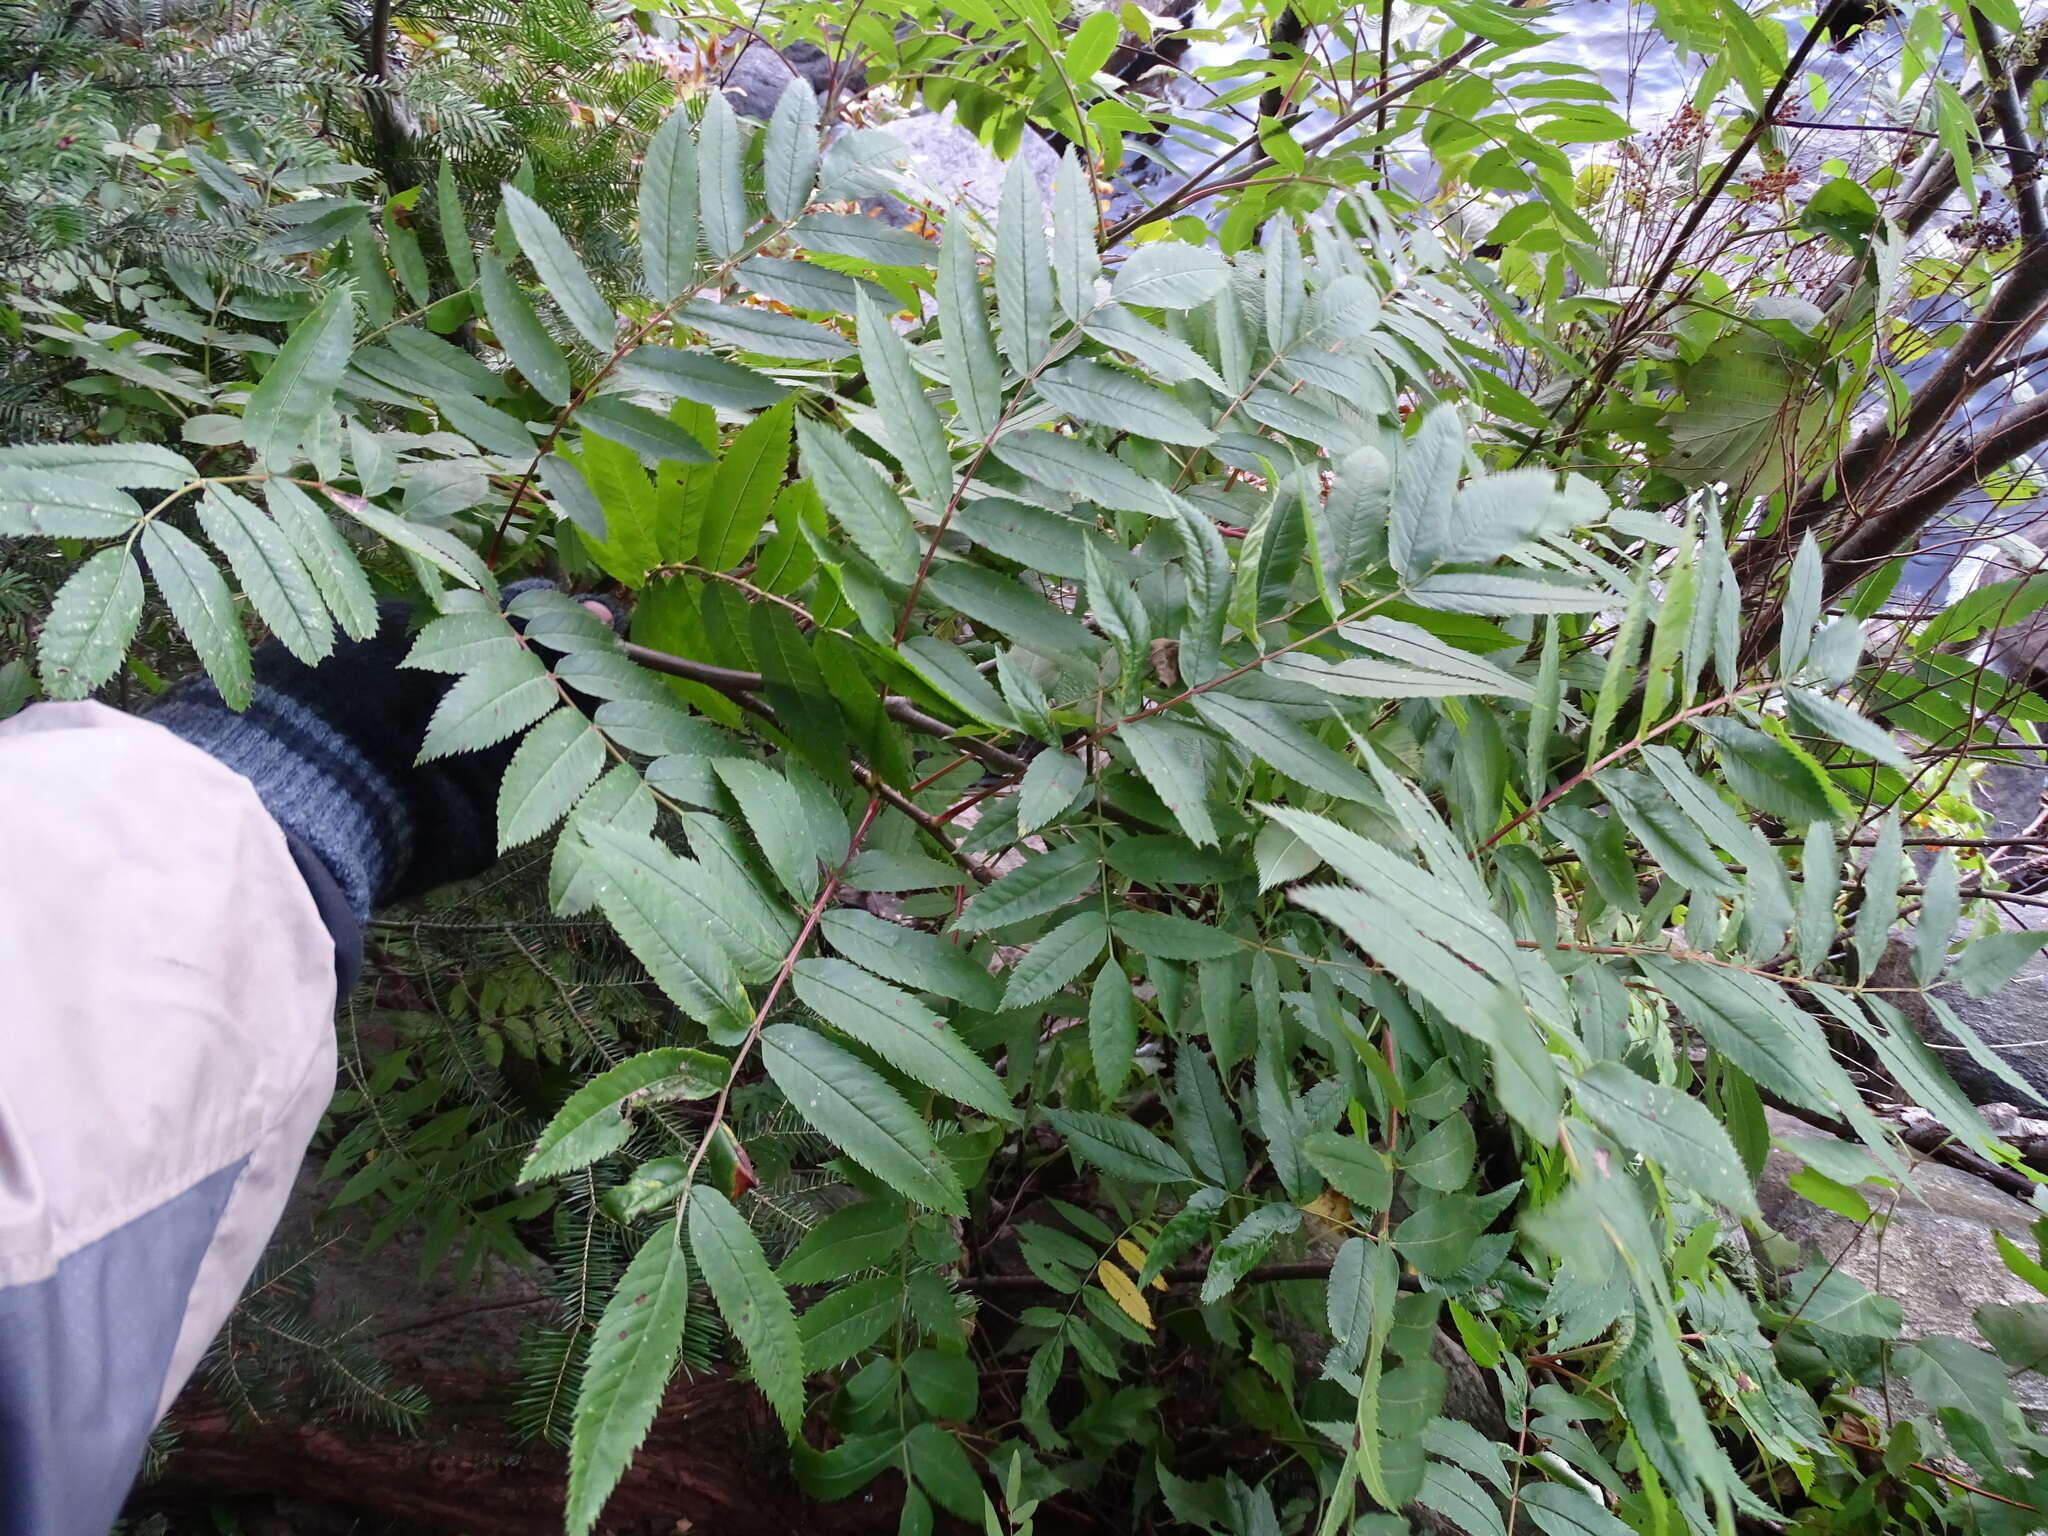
[1821, 387, 2048, 598]
[1971, 5, 2046, 247]
[1100, 41, 1487, 246]
[1531, 1, 1848, 463]
[620, 639, 1033, 777]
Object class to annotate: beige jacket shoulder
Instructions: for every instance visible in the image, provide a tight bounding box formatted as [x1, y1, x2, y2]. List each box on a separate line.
[0, 701, 338, 1536]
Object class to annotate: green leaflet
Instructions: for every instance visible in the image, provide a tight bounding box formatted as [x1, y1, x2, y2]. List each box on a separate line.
[700, 399, 795, 571]
[417, 643, 554, 759]
[684, 298, 853, 360]
[616, 346, 786, 410]
[1176, 1051, 1246, 1187]
[1045, 1107, 1194, 1184]
[1851, 814, 1904, 980]
[1262, 805, 1520, 988]
[777, 1200, 908, 1284]
[1403, 1114, 1476, 1192]
[1308, 446, 1390, 609]
[818, 909, 1000, 1009]
[195, 485, 334, 665]
[760, 1023, 967, 1213]
[1779, 532, 1822, 677]
[741, 255, 887, 314]
[686, 1187, 805, 1434]
[995, 156, 1054, 373]
[1786, 1265, 1903, 1338]
[0, 441, 194, 490]
[1340, 616, 1529, 696]
[38, 545, 144, 700]
[673, 810, 803, 975]
[899, 635, 1018, 728]
[265, 481, 379, 640]
[580, 823, 754, 1039]
[0, 468, 140, 537]
[480, 253, 572, 406]
[1137, 1186, 1228, 1285]
[576, 397, 715, 466]
[566, 1222, 691, 1536]
[793, 211, 937, 267]
[794, 416, 919, 582]
[1111, 243, 1229, 309]
[1200, 1205, 1301, 1304]
[1017, 749, 1086, 834]
[1084, 535, 1150, 698]
[1108, 910, 1237, 960]
[1417, 1465, 1506, 1536]
[1088, 958, 1138, 1098]
[987, 430, 1180, 518]
[1050, 150, 1101, 321]
[1085, 305, 1226, 390]
[855, 289, 951, 510]
[1518, 1484, 1634, 1536]
[1323, 1235, 1376, 1374]
[436, 388, 532, 456]
[1954, 929, 2048, 997]
[641, 106, 699, 301]
[405, 611, 520, 674]
[955, 842, 1098, 932]
[520, 1046, 725, 1181]
[712, 756, 822, 903]
[1641, 957, 1878, 1142]
[1387, 402, 1464, 579]
[1302, 1130, 1392, 1211]
[1263, 217, 1303, 351]
[141, 522, 251, 710]
[1036, 359, 1215, 446]
[1574, 1062, 1759, 1216]
[791, 957, 1015, 1121]
[696, 91, 750, 261]
[502, 183, 615, 351]
[903, 1348, 977, 1421]
[1190, 693, 1378, 804]
[497, 706, 606, 848]
[434, 158, 475, 288]
[346, 503, 493, 590]
[242, 285, 353, 469]
[938, 221, 1004, 441]
[551, 763, 657, 917]
[798, 1276, 899, 1371]
[999, 909, 1110, 1008]
[1409, 571, 1611, 614]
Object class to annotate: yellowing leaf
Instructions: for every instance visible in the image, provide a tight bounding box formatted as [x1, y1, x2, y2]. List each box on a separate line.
[1096, 1260, 1155, 1330]
[1302, 1188, 1354, 1227]
[1113, 1237, 1167, 1292]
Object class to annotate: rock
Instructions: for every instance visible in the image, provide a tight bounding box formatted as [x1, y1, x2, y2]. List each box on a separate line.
[878, 108, 1060, 223]
[713, 33, 866, 119]
[718, 37, 808, 120]
[1974, 759, 2048, 840]
[1756, 1110, 2048, 1415]
[1879, 896, 2048, 1109]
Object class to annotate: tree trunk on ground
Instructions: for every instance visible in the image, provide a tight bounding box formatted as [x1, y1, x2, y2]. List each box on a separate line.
[145, 1367, 902, 1536]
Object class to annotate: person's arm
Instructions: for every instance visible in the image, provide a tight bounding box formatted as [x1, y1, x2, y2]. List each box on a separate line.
[0, 584, 611, 1535]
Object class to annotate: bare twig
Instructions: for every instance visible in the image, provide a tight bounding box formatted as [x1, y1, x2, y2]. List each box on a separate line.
[1970, 5, 2046, 247]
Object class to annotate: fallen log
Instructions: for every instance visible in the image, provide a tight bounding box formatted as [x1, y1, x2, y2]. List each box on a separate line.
[143, 1366, 903, 1536]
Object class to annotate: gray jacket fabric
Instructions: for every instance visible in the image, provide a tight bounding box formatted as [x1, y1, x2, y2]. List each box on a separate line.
[0, 702, 338, 1534]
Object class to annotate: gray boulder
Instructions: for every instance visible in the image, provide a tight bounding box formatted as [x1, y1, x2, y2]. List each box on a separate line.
[1757, 1110, 2048, 1414]
[883, 108, 1060, 222]
[718, 39, 807, 120]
